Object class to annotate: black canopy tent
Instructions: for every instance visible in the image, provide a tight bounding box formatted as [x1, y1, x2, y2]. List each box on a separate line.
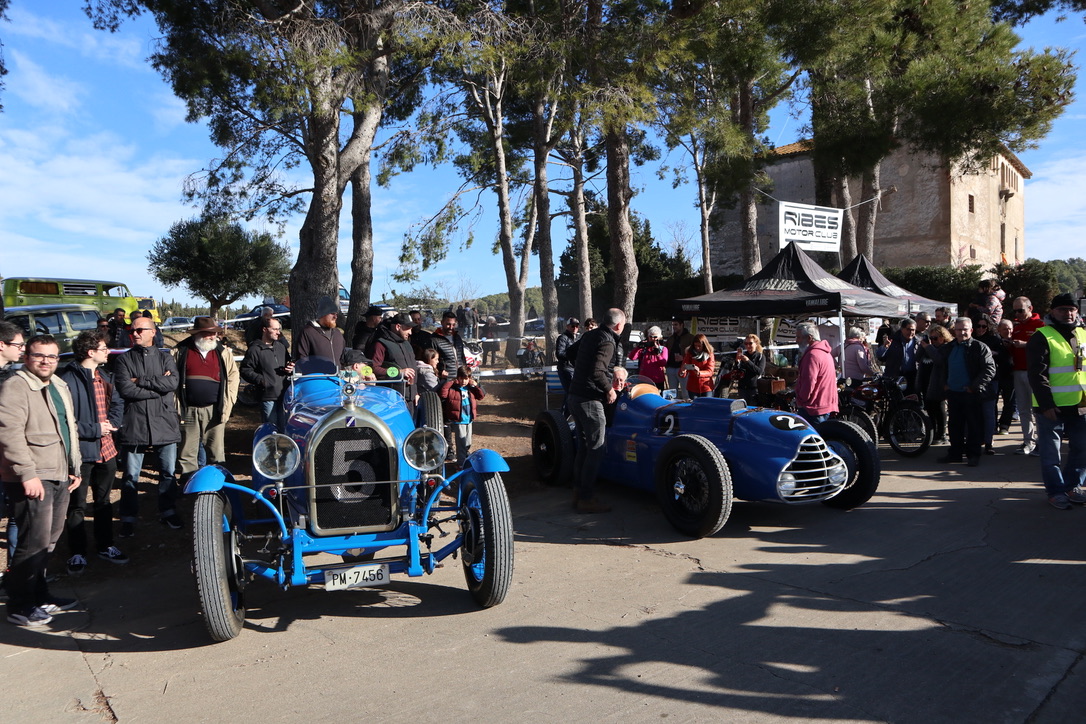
[837, 254, 955, 316]
[676, 242, 907, 319]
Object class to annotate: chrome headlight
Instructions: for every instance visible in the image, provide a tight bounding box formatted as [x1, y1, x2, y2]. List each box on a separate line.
[403, 427, 448, 472]
[777, 471, 797, 494]
[828, 460, 848, 484]
[253, 433, 301, 480]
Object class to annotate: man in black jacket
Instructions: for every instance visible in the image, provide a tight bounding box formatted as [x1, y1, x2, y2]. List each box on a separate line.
[371, 314, 418, 406]
[114, 316, 182, 535]
[58, 329, 128, 574]
[241, 317, 294, 430]
[554, 317, 580, 392]
[351, 305, 386, 351]
[428, 311, 466, 380]
[936, 317, 996, 467]
[568, 307, 626, 513]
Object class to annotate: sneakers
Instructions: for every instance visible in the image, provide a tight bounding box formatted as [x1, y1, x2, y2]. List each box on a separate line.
[997, 425, 1011, 435]
[1066, 488, 1086, 505]
[38, 596, 78, 613]
[984, 445, 996, 455]
[119, 522, 135, 538]
[1015, 444, 1035, 456]
[933, 437, 950, 446]
[98, 546, 130, 564]
[66, 554, 88, 576]
[1049, 494, 1073, 510]
[7, 606, 53, 627]
[161, 513, 183, 530]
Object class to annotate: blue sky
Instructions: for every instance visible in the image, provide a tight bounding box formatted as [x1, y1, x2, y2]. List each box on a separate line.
[2, 5, 1084, 309]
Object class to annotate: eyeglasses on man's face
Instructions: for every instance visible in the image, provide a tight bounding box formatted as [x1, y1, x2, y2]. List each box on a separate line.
[132, 327, 154, 334]
[28, 352, 60, 362]
[2, 340, 26, 349]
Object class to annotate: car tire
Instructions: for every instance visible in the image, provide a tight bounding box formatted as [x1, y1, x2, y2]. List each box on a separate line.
[885, 402, 933, 457]
[816, 419, 881, 510]
[460, 472, 514, 608]
[192, 492, 246, 641]
[654, 434, 733, 538]
[415, 390, 443, 431]
[532, 410, 575, 486]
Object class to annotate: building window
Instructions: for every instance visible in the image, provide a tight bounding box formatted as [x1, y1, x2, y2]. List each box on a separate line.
[970, 245, 977, 260]
[968, 194, 975, 213]
[1000, 223, 1006, 255]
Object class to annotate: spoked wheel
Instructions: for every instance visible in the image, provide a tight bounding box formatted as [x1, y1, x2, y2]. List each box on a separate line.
[193, 493, 246, 641]
[532, 410, 575, 486]
[816, 419, 881, 510]
[460, 472, 514, 607]
[839, 406, 879, 446]
[885, 403, 933, 457]
[653, 434, 732, 538]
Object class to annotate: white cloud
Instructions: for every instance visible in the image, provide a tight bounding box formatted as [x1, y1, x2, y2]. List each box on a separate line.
[7, 50, 86, 113]
[148, 92, 191, 134]
[1023, 152, 1086, 261]
[7, 6, 147, 69]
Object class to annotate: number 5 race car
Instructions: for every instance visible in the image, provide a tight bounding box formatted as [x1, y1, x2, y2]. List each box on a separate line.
[532, 377, 879, 538]
[183, 362, 514, 641]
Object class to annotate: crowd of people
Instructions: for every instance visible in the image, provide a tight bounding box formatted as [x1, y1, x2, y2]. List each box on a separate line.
[1, 285, 1082, 627]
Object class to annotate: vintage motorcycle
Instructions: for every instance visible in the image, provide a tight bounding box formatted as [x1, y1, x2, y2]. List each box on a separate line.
[840, 375, 934, 457]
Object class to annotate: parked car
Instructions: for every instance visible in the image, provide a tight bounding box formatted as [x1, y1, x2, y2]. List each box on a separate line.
[184, 361, 514, 641]
[161, 316, 194, 330]
[233, 303, 291, 330]
[3, 304, 102, 356]
[531, 376, 878, 538]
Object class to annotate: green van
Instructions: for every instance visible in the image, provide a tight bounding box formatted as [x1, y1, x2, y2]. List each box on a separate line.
[2, 277, 140, 318]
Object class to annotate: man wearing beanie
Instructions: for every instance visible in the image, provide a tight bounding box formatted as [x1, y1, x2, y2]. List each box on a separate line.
[1026, 293, 1086, 510]
[294, 295, 345, 367]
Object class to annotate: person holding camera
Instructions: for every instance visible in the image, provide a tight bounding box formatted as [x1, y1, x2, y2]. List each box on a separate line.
[628, 325, 667, 386]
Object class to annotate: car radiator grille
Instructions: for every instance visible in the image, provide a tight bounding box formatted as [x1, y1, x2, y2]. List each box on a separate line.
[780, 435, 844, 502]
[311, 427, 395, 531]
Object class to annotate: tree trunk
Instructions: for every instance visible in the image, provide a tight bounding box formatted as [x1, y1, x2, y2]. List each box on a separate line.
[857, 161, 880, 260]
[694, 142, 715, 293]
[345, 99, 383, 337]
[289, 75, 342, 331]
[567, 122, 593, 320]
[738, 80, 761, 276]
[836, 175, 858, 264]
[605, 126, 637, 320]
[532, 94, 560, 363]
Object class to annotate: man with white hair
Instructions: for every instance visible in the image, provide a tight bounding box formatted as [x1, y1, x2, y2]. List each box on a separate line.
[174, 317, 240, 496]
[936, 317, 995, 468]
[794, 322, 838, 424]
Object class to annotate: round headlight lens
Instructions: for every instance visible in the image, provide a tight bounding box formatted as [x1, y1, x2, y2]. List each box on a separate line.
[253, 433, 301, 480]
[403, 427, 448, 472]
[778, 471, 797, 493]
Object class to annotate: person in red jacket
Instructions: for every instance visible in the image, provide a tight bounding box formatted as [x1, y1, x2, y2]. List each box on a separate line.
[794, 322, 839, 424]
[439, 366, 486, 465]
[1007, 296, 1045, 455]
[679, 334, 716, 398]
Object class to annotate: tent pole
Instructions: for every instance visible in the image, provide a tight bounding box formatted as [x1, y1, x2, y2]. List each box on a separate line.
[838, 310, 845, 374]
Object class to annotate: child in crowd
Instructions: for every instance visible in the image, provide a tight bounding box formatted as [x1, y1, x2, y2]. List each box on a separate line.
[439, 366, 486, 465]
[416, 348, 442, 393]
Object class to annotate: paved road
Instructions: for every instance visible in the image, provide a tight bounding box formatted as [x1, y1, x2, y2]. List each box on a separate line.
[3, 440, 1085, 723]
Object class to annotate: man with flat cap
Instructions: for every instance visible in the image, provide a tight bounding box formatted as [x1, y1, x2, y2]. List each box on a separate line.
[370, 313, 418, 405]
[1027, 292, 1086, 509]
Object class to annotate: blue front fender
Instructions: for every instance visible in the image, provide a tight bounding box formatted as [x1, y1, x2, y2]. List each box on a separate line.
[464, 448, 510, 474]
[183, 464, 234, 494]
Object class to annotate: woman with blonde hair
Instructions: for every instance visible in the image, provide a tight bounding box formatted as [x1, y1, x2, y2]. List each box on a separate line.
[679, 333, 716, 398]
[730, 333, 766, 400]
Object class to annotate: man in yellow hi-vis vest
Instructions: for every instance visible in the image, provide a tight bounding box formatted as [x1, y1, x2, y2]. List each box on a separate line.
[1026, 293, 1086, 510]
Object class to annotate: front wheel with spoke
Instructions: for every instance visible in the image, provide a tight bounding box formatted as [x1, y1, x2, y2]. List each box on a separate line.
[653, 434, 732, 538]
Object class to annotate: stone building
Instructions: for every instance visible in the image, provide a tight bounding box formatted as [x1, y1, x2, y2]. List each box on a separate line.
[710, 141, 1030, 274]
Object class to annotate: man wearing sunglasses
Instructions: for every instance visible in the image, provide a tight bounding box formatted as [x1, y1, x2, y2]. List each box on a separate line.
[114, 317, 182, 535]
[0, 335, 82, 626]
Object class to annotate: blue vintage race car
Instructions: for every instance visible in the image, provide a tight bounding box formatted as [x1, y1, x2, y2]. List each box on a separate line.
[532, 378, 879, 538]
[183, 364, 514, 641]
